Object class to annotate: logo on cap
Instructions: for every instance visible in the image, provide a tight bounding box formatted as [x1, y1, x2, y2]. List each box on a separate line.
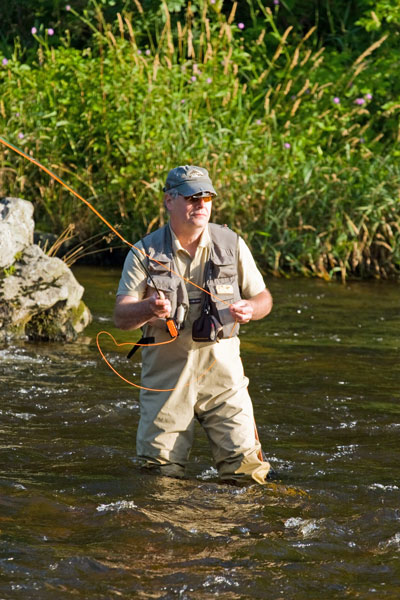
[187, 168, 204, 178]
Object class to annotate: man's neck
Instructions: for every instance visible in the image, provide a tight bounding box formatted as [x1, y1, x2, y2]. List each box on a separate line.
[170, 223, 206, 257]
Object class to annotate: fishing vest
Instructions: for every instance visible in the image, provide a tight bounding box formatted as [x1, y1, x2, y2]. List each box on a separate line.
[140, 223, 242, 339]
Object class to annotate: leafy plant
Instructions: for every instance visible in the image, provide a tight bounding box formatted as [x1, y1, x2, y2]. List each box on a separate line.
[0, 0, 399, 281]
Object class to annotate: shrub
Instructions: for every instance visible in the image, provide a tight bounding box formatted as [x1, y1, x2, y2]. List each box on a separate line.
[0, 0, 399, 280]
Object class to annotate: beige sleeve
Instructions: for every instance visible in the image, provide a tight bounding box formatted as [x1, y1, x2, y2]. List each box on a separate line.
[237, 237, 266, 299]
[116, 241, 148, 299]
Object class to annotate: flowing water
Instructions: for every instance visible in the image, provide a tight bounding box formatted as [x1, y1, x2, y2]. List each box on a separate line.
[1, 267, 399, 599]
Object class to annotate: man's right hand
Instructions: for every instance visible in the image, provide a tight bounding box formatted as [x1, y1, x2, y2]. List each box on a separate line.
[114, 292, 171, 331]
[148, 291, 171, 319]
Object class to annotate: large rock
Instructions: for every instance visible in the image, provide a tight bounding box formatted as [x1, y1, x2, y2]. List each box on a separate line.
[0, 197, 34, 269]
[0, 198, 91, 342]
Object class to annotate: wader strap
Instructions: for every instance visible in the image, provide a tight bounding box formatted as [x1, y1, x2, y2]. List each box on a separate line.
[127, 336, 155, 359]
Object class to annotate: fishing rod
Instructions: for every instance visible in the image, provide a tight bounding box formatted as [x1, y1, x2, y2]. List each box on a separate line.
[128, 247, 179, 350]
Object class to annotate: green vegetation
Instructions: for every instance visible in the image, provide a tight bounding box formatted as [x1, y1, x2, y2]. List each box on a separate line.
[0, 0, 399, 281]
[2, 265, 16, 278]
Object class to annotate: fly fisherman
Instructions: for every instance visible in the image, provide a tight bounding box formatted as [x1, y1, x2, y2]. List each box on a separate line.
[114, 165, 273, 484]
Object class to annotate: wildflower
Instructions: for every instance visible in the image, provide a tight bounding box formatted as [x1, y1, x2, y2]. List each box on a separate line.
[137, 49, 142, 55]
[145, 49, 151, 56]
[284, 142, 291, 149]
[47, 28, 54, 36]
[191, 76, 197, 82]
[206, 77, 212, 84]
[274, 0, 280, 4]
[256, 119, 262, 125]
[31, 27, 37, 35]
[18, 133, 24, 139]
[66, 4, 71, 10]
[238, 23, 245, 30]
[355, 98, 365, 105]
[333, 97, 340, 104]
[365, 93, 373, 100]
[181, 99, 185, 104]
[2, 58, 8, 66]
[210, 0, 216, 4]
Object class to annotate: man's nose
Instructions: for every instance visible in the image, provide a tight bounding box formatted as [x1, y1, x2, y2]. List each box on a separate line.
[196, 197, 211, 206]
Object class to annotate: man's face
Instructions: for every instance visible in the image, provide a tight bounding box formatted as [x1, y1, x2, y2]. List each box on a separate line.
[166, 194, 212, 232]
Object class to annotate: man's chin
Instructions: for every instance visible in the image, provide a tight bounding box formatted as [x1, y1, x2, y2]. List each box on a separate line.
[190, 216, 210, 226]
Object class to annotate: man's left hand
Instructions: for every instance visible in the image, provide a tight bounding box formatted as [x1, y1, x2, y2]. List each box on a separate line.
[229, 300, 254, 324]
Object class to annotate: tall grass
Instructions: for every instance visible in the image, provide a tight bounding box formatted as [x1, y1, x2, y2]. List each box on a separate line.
[0, 0, 399, 281]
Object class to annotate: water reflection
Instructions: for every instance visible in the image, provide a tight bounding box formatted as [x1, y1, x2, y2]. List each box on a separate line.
[1, 270, 399, 599]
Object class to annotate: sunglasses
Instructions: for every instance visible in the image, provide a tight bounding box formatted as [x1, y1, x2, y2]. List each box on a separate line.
[184, 195, 213, 203]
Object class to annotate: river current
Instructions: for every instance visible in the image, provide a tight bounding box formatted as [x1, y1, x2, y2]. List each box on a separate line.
[1, 267, 399, 599]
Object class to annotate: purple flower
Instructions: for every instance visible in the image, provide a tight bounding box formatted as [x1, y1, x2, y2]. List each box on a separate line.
[355, 98, 365, 105]
[66, 4, 71, 10]
[18, 133, 24, 139]
[256, 119, 262, 125]
[206, 77, 212, 84]
[181, 99, 185, 104]
[16, 112, 20, 117]
[145, 49, 151, 56]
[137, 49, 142, 54]
[333, 97, 340, 104]
[2, 58, 8, 66]
[274, 0, 280, 4]
[365, 93, 373, 100]
[284, 142, 291, 149]
[191, 76, 197, 82]
[47, 28, 54, 36]
[238, 23, 245, 30]
[31, 27, 37, 35]
[210, 0, 216, 4]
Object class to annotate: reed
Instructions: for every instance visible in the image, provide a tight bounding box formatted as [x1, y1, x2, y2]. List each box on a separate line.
[0, 0, 399, 280]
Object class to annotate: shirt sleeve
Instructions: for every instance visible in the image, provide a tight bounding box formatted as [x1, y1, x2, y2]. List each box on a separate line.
[116, 241, 148, 299]
[237, 237, 266, 299]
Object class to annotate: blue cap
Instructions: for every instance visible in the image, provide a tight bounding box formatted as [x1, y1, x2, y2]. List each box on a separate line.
[163, 165, 217, 197]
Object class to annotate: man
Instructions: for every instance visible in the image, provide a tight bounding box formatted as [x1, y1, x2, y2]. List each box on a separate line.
[114, 165, 273, 484]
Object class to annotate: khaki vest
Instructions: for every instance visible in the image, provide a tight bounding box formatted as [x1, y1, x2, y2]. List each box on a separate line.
[140, 223, 241, 338]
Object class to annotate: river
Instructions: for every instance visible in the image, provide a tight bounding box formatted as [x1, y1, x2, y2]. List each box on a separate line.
[1, 267, 399, 599]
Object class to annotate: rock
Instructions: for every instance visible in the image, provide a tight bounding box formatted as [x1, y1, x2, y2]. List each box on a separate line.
[0, 197, 34, 269]
[0, 198, 91, 342]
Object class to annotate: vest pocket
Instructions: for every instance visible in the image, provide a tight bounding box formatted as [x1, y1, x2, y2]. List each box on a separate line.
[146, 275, 178, 295]
[211, 261, 237, 279]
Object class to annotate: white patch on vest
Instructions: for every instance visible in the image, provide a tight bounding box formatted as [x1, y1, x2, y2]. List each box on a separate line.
[216, 284, 234, 295]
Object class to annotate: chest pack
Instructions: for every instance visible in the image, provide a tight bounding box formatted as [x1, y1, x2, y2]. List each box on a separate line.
[140, 223, 242, 339]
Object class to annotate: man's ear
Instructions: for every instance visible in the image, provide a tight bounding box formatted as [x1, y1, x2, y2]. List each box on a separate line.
[164, 193, 173, 211]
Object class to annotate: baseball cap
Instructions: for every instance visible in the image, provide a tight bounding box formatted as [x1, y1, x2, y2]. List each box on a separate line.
[163, 165, 217, 197]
